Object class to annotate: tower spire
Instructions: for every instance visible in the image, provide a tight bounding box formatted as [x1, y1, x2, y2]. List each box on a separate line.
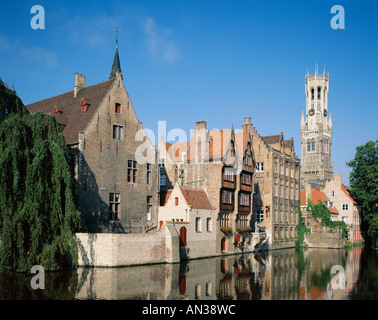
[109, 27, 122, 79]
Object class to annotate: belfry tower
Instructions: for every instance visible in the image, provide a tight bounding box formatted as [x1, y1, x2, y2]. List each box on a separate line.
[300, 70, 334, 189]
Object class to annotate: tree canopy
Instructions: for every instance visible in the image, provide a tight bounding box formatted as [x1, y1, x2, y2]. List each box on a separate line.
[347, 140, 378, 245]
[0, 80, 82, 272]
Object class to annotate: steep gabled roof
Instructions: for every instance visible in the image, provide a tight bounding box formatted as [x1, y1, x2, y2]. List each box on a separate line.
[109, 45, 122, 79]
[27, 79, 115, 144]
[341, 184, 357, 204]
[234, 131, 250, 158]
[160, 190, 172, 206]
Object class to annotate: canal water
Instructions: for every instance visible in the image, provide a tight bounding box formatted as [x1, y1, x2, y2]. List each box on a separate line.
[0, 246, 376, 300]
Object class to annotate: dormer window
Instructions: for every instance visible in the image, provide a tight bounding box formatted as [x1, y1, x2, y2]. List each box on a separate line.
[115, 103, 121, 114]
[80, 98, 90, 114]
[53, 105, 64, 115]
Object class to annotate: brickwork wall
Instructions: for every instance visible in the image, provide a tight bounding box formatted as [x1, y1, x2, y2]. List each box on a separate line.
[241, 119, 300, 249]
[78, 74, 158, 233]
[305, 231, 344, 248]
[322, 174, 362, 242]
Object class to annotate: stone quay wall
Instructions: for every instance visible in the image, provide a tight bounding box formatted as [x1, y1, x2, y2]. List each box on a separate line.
[75, 224, 180, 267]
[305, 231, 344, 249]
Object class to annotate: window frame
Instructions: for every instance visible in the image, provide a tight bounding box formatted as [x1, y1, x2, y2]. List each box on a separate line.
[109, 192, 120, 221]
[127, 160, 138, 183]
[195, 217, 201, 232]
[146, 163, 151, 185]
[256, 162, 264, 172]
[115, 103, 121, 114]
[160, 174, 167, 186]
[113, 124, 123, 140]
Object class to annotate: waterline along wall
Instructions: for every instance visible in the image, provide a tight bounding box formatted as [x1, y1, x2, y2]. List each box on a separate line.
[75, 225, 180, 267]
[75, 226, 270, 267]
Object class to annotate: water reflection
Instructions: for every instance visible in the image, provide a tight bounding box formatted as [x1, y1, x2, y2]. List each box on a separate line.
[1, 246, 377, 300]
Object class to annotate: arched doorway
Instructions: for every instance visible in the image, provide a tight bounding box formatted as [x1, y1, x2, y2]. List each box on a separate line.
[221, 237, 226, 252]
[180, 226, 187, 247]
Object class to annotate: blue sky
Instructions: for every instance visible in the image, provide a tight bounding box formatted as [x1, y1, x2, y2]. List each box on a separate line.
[1, 0, 377, 185]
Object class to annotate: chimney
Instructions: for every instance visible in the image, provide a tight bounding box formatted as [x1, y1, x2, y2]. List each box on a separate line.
[334, 173, 342, 187]
[196, 121, 207, 131]
[74, 73, 85, 97]
[241, 116, 252, 133]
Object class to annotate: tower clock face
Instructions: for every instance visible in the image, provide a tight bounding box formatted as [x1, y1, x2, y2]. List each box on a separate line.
[309, 108, 315, 116]
[323, 109, 327, 117]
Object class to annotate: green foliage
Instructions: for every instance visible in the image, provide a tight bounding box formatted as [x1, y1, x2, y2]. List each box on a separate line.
[220, 227, 233, 233]
[0, 79, 29, 120]
[347, 140, 378, 244]
[295, 201, 310, 248]
[368, 215, 378, 240]
[0, 82, 82, 272]
[311, 201, 347, 238]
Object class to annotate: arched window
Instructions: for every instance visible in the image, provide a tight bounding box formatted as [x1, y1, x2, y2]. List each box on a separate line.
[317, 87, 321, 99]
[307, 139, 311, 152]
[311, 138, 315, 151]
[311, 88, 314, 100]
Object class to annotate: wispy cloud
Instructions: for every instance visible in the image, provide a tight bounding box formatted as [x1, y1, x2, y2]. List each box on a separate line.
[141, 17, 180, 62]
[0, 34, 58, 67]
[62, 14, 118, 48]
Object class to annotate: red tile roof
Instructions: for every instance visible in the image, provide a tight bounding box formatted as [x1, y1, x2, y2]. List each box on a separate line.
[300, 189, 338, 214]
[26, 79, 115, 144]
[180, 187, 214, 210]
[160, 187, 214, 210]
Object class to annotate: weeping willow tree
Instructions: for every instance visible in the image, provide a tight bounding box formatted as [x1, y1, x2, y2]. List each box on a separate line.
[0, 80, 82, 272]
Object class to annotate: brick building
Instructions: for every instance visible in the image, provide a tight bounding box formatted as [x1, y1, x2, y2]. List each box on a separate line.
[158, 121, 255, 255]
[240, 117, 301, 249]
[27, 45, 158, 234]
[321, 174, 362, 243]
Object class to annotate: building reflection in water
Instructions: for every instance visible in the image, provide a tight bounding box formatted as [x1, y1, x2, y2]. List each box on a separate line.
[74, 247, 362, 300]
